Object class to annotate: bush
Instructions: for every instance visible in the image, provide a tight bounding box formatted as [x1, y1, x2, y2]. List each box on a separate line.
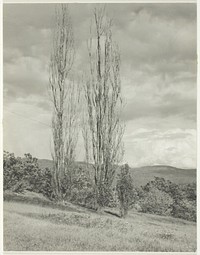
[116, 164, 134, 218]
[139, 187, 173, 216]
[97, 184, 116, 208]
[39, 168, 54, 199]
[3, 151, 23, 191]
[170, 182, 196, 221]
[3, 151, 53, 199]
[171, 199, 196, 221]
[61, 166, 96, 208]
[138, 177, 196, 221]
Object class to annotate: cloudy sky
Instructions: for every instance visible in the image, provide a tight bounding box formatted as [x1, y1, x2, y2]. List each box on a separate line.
[3, 3, 197, 168]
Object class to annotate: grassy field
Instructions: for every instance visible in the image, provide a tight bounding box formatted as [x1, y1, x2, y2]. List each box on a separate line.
[4, 196, 197, 251]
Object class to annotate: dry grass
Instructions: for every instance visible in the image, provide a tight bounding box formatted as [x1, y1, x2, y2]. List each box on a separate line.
[4, 200, 196, 251]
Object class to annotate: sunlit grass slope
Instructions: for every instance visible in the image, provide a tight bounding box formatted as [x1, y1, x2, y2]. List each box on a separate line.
[4, 195, 196, 252]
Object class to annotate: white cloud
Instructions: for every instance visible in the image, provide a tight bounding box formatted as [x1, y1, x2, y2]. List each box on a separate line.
[123, 126, 196, 168]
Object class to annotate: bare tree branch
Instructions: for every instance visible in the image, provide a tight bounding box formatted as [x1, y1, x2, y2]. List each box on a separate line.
[48, 4, 78, 200]
[83, 5, 124, 210]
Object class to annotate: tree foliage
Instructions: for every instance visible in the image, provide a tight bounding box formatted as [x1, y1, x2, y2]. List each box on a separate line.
[116, 164, 134, 218]
[3, 151, 53, 198]
[139, 177, 196, 221]
[139, 187, 173, 216]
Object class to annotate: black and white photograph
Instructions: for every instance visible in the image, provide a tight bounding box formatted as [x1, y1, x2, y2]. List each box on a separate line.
[2, 1, 197, 252]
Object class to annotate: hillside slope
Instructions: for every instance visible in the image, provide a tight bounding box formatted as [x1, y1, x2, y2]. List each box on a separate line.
[4, 195, 196, 251]
[38, 159, 196, 186]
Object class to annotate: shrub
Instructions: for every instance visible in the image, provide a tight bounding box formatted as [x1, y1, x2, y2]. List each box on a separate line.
[138, 177, 196, 221]
[61, 166, 96, 208]
[3, 151, 53, 199]
[39, 168, 54, 199]
[139, 187, 173, 216]
[97, 184, 116, 208]
[170, 182, 196, 222]
[171, 199, 196, 222]
[116, 164, 134, 218]
[3, 151, 23, 191]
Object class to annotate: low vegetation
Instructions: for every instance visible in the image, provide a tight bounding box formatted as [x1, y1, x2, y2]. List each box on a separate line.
[3, 151, 53, 198]
[116, 164, 135, 218]
[137, 177, 196, 222]
[3, 151, 196, 222]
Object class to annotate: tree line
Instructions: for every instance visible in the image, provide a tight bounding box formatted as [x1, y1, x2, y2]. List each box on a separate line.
[3, 152, 196, 221]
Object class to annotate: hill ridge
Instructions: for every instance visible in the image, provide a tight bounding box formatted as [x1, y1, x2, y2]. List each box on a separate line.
[37, 159, 196, 186]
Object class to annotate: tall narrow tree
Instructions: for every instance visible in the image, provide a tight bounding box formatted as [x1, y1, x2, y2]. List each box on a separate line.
[49, 4, 78, 200]
[84, 6, 124, 210]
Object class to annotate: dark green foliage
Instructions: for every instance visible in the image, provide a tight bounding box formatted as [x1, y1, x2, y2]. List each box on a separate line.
[138, 177, 196, 221]
[61, 166, 115, 209]
[170, 182, 196, 221]
[4, 151, 196, 222]
[139, 187, 173, 216]
[3, 152, 95, 207]
[3, 151, 53, 199]
[96, 184, 116, 209]
[69, 167, 95, 207]
[40, 168, 54, 199]
[3, 151, 23, 192]
[60, 166, 95, 208]
[171, 199, 196, 222]
[116, 164, 134, 218]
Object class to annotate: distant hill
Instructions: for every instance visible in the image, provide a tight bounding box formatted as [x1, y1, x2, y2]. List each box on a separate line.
[129, 165, 196, 186]
[38, 159, 88, 171]
[38, 159, 196, 187]
[38, 159, 53, 170]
